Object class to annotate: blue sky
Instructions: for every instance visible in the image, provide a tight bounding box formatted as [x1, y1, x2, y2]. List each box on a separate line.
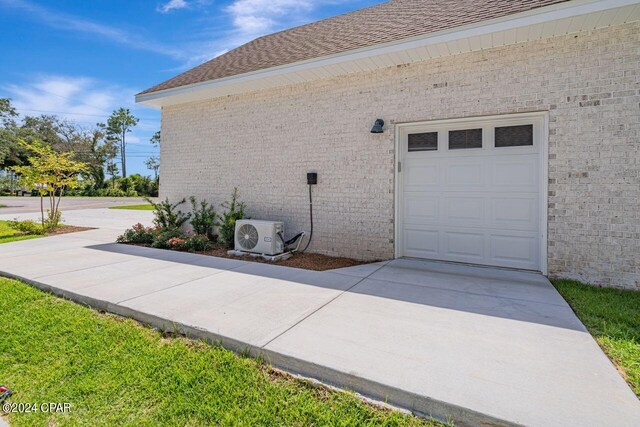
[0, 0, 380, 175]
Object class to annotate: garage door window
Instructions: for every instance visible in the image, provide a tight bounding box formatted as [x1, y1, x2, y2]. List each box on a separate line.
[408, 132, 438, 152]
[495, 124, 533, 147]
[448, 129, 482, 149]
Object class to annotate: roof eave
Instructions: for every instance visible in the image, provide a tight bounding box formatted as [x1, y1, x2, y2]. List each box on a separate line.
[136, 0, 640, 108]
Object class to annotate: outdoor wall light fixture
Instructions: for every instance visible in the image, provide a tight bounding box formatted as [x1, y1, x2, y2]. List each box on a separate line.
[370, 119, 385, 133]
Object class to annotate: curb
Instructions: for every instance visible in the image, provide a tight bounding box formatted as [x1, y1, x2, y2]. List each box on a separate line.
[1, 271, 522, 427]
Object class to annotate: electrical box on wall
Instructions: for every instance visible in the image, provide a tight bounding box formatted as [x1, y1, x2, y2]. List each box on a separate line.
[307, 172, 317, 185]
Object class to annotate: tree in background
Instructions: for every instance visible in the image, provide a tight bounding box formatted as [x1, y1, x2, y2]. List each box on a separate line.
[0, 99, 29, 193]
[0, 98, 19, 166]
[20, 115, 67, 147]
[0, 99, 21, 194]
[145, 130, 160, 182]
[15, 112, 118, 192]
[101, 108, 138, 178]
[145, 156, 160, 182]
[11, 140, 86, 229]
[80, 128, 117, 190]
[1, 99, 157, 197]
[107, 160, 119, 189]
[150, 130, 160, 146]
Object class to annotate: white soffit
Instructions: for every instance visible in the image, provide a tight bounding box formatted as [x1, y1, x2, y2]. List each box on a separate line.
[136, 0, 640, 108]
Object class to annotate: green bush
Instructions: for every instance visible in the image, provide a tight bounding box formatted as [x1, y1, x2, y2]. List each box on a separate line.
[183, 234, 212, 251]
[65, 174, 159, 198]
[151, 227, 187, 249]
[6, 213, 59, 235]
[189, 196, 219, 241]
[8, 220, 45, 235]
[43, 209, 62, 231]
[219, 188, 247, 248]
[98, 187, 132, 197]
[116, 223, 156, 244]
[165, 236, 187, 250]
[146, 197, 191, 229]
[117, 225, 211, 252]
[118, 190, 248, 251]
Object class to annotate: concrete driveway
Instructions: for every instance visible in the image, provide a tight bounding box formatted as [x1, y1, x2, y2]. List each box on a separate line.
[0, 210, 638, 426]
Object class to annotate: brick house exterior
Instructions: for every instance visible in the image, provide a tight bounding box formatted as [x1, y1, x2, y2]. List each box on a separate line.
[139, 1, 640, 289]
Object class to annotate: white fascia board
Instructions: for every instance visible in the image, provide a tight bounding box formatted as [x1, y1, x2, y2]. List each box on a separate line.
[136, 0, 640, 108]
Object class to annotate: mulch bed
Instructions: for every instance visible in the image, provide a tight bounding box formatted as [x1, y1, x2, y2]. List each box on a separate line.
[126, 243, 369, 271]
[45, 225, 95, 236]
[199, 247, 369, 271]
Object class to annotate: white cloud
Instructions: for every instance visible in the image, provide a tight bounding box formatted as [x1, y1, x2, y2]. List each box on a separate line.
[1, 75, 159, 145]
[0, 0, 370, 74]
[160, 0, 348, 70]
[157, 0, 189, 14]
[4, 76, 115, 124]
[225, 0, 316, 41]
[0, 0, 184, 59]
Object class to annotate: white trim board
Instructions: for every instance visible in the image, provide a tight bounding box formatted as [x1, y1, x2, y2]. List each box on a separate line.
[394, 111, 549, 274]
[137, 0, 640, 108]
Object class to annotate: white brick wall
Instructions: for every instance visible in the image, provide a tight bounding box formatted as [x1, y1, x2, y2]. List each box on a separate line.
[161, 22, 640, 289]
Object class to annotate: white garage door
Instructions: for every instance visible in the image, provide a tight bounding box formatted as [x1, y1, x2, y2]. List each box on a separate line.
[398, 113, 546, 271]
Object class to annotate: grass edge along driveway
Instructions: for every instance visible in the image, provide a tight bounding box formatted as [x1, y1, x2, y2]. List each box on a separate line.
[0, 220, 41, 244]
[0, 278, 445, 427]
[553, 279, 640, 397]
[108, 204, 154, 211]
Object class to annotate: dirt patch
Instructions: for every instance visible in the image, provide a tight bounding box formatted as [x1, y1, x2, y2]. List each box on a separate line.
[127, 243, 371, 271]
[197, 247, 370, 271]
[46, 225, 95, 236]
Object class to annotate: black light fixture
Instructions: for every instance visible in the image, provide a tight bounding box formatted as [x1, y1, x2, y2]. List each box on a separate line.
[370, 119, 384, 133]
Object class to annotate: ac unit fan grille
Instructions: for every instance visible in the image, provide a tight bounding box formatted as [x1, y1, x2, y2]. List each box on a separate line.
[236, 223, 259, 250]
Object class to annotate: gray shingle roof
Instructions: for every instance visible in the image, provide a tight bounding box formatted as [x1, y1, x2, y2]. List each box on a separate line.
[140, 0, 568, 95]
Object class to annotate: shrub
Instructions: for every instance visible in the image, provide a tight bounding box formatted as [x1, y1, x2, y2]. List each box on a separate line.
[151, 227, 187, 249]
[43, 209, 62, 231]
[118, 225, 212, 252]
[166, 236, 187, 250]
[98, 187, 131, 197]
[64, 174, 158, 198]
[182, 234, 212, 252]
[146, 197, 191, 229]
[189, 196, 219, 241]
[8, 219, 45, 235]
[116, 223, 156, 244]
[8, 216, 58, 235]
[219, 188, 247, 248]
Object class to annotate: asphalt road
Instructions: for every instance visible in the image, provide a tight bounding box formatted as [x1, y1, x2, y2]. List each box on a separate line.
[0, 197, 151, 214]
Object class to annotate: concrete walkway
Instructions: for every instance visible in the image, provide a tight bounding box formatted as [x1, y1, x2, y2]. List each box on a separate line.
[1, 209, 639, 426]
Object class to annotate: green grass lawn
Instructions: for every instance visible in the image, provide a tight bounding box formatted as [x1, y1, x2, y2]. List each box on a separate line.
[0, 278, 442, 427]
[553, 279, 640, 396]
[0, 204, 6, 208]
[108, 204, 154, 211]
[0, 220, 41, 244]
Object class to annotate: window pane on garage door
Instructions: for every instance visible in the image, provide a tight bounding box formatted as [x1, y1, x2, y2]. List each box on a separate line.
[408, 132, 438, 152]
[449, 128, 482, 149]
[495, 124, 533, 147]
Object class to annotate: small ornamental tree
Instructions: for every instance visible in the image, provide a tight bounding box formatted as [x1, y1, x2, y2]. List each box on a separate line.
[11, 140, 87, 230]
